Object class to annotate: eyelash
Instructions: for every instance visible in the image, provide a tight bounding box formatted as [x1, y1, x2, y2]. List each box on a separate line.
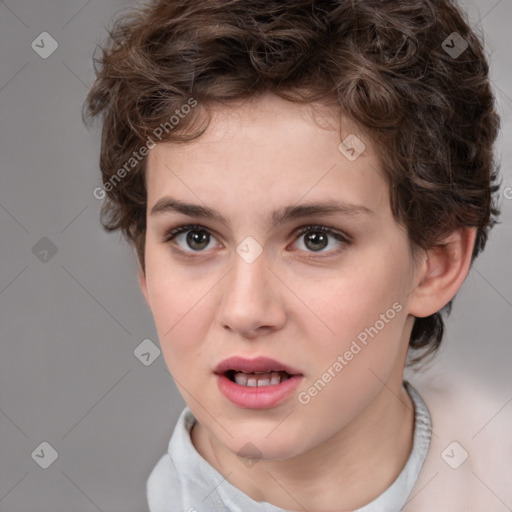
[162, 223, 351, 260]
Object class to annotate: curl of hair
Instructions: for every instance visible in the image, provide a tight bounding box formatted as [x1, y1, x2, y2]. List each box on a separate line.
[83, 0, 501, 365]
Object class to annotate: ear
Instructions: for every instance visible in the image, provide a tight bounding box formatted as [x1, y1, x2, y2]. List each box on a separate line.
[408, 227, 477, 318]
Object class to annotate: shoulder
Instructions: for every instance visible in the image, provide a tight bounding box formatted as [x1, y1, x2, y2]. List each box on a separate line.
[146, 407, 192, 512]
[147, 453, 184, 512]
[404, 371, 512, 511]
[146, 406, 229, 512]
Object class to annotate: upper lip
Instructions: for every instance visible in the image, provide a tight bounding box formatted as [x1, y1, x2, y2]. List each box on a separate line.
[214, 356, 302, 376]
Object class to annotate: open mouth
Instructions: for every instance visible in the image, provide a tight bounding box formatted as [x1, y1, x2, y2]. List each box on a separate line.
[215, 357, 303, 408]
[225, 370, 293, 387]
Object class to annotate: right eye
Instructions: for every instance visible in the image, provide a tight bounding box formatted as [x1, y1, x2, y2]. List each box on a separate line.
[163, 224, 220, 256]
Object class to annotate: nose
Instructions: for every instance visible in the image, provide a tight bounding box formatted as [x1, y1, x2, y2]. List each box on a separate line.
[217, 249, 286, 339]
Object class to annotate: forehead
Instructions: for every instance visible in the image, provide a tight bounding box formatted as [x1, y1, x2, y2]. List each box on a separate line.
[145, 94, 389, 220]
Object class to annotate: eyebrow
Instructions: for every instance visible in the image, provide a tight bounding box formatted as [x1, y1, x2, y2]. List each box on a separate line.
[149, 197, 373, 229]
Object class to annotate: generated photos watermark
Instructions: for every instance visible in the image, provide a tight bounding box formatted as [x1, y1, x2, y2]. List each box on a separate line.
[93, 97, 198, 200]
[297, 301, 403, 405]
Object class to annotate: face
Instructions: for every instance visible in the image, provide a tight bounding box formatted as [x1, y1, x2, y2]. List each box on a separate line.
[139, 93, 422, 461]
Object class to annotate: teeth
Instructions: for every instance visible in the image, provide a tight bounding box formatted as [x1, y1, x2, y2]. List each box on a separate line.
[247, 377, 259, 387]
[270, 373, 281, 385]
[233, 371, 290, 387]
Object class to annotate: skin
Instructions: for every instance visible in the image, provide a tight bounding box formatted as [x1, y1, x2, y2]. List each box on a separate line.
[138, 92, 476, 511]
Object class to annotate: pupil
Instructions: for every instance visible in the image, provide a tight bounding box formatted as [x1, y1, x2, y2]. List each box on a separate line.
[187, 230, 209, 250]
[306, 232, 327, 251]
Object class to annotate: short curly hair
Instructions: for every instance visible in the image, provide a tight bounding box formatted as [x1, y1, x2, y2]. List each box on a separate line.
[83, 0, 501, 364]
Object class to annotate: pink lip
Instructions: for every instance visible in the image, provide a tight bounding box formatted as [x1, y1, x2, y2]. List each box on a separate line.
[213, 356, 302, 376]
[213, 356, 303, 409]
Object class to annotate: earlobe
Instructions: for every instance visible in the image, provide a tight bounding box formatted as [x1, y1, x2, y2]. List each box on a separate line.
[408, 227, 477, 318]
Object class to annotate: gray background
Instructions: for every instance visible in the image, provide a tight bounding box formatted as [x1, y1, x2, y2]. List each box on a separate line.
[0, 0, 510, 511]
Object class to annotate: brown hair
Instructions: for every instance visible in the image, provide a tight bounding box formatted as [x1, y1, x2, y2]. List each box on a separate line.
[83, 0, 501, 364]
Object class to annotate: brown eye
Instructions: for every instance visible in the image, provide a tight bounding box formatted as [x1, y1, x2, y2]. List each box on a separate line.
[164, 225, 218, 252]
[303, 230, 329, 251]
[163, 223, 350, 260]
[184, 229, 211, 251]
[293, 225, 349, 255]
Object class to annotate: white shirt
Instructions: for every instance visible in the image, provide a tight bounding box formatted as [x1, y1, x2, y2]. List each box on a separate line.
[147, 381, 433, 511]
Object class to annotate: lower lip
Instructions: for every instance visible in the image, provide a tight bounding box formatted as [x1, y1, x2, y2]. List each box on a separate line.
[216, 373, 303, 409]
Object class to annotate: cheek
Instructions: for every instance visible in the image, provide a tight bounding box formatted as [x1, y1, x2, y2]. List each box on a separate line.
[292, 252, 409, 351]
[144, 258, 212, 365]
[298, 300, 408, 430]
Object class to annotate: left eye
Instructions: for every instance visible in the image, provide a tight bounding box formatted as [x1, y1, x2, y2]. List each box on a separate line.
[163, 224, 349, 257]
[293, 225, 348, 254]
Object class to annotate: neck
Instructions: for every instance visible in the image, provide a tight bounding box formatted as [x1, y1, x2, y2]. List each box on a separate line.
[191, 380, 415, 511]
